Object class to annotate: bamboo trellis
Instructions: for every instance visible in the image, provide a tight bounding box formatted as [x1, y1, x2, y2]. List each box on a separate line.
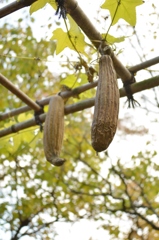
[0, 0, 159, 138]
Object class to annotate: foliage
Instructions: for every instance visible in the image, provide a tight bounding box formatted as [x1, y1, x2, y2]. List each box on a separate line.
[0, 21, 57, 111]
[1, 108, 159, 239]
[30, 0, 54, 15]
[29, 0, 144, 56]
[51, 16, 88, 56]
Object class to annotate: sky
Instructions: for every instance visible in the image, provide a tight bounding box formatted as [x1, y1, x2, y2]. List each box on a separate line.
[1, 0, 159, 239]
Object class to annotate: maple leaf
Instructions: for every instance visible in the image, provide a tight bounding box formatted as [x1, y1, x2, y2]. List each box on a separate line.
[105, 34, 125, 44]
[30, 0, 48, 15]
[51, 16, 87, 55]
[101, 0, 143, 26]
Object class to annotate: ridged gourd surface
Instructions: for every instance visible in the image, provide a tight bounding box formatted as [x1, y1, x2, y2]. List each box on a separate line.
[91, 55, 119, 152]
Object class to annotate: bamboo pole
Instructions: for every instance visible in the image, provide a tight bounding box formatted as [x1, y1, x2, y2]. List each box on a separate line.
[1, 74, 159, 122]
[0, 73, 41, 112]
[0, 0, 36, 18]
[0, 0, 138, 84]
[0, 80, 98, 121]
[1, 75, 159, 138]
[65, 0, 133, 84]
[1, 1, 159, 84]
[128, 56, 159, 73]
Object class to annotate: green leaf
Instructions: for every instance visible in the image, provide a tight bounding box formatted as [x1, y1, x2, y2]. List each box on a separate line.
[30, 0, 48, 15]
[102, 34, 125, 44]
[51, 16, 87, 55]
[61, 73, 89, 89]
[51, 28, 72, 54]
[61, 74, 77, 88]
[48, 0, 56, 10]
[101, 0, 143, 26]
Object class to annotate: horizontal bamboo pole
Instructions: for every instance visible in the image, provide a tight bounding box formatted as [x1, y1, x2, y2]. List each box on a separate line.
[129, 56, 159, 73]
[0, 80, 98, 121]
[1, 72, 159, 122]
[1, 75, 159, 138]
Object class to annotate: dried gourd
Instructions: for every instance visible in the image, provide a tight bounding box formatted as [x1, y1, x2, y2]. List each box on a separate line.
[91, 55, 119, 152]
[43, 94, 65, 166]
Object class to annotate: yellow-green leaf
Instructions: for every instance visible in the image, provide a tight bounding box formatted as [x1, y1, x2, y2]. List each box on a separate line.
[51, 16, 87, 55]
[30, 0, 48, 15]
[101, 0, 143, 26]
[61, 74, 77, 88]
[103, 34, 125, 44]
[51, 28, 72, 54]
[48, 0, 56, 10]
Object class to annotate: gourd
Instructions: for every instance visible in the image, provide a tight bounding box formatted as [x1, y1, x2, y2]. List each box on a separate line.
[91, 55, 119, 152]
[43, 94, 65, 166]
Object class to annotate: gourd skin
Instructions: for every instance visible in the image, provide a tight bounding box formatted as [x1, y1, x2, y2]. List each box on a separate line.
[43, 95, 65, 166]
[91, 55, 119, 152]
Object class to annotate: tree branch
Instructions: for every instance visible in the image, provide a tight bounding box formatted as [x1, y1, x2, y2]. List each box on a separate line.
[112, 165, 159, 231]
[11, 217, 31, 240]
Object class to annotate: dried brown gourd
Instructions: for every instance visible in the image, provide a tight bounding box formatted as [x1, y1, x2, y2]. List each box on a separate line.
[43, 94, 65, 166]
[91, 55, 119, 152]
